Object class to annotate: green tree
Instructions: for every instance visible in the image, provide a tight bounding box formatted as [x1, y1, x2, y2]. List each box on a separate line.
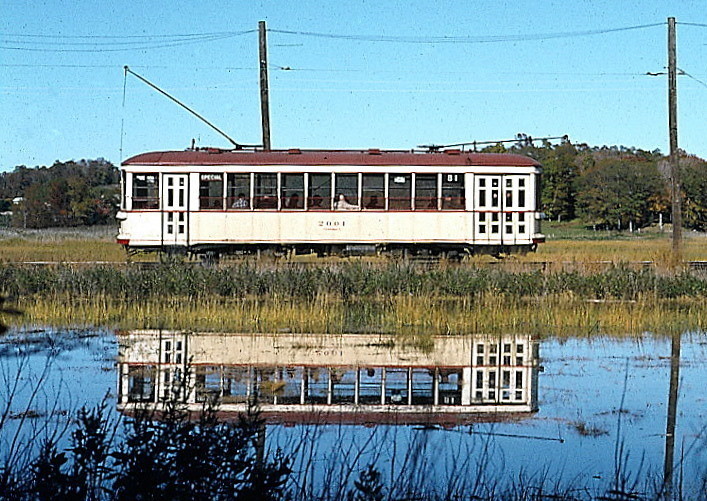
[5, 159, 119, 228]
[539, 141, 578, 221]
[576, 157, 665, 230]
[682, 156, 707, 231]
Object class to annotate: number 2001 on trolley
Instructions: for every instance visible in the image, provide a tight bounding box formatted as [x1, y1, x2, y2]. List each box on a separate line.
[116, 148, 545, 259]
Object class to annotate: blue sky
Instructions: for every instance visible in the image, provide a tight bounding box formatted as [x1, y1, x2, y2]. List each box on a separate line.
[2, 1, 707, 171]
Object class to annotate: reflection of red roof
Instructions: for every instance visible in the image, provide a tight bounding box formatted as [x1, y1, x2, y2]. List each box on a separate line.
[255, 410, 535, 427]
[119, 407, 535, 427]
[122, 149, 541, 168]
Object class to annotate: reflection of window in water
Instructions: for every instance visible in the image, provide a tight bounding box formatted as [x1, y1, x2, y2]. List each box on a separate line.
[127, 365, 156, 402]
[438, 369, 463, 406]
[411, 368, 434, 405]
[332, 368, 357, 404]
[385, 368, 409, 405]
[330, 369, 355, 403]
[278, 367, 305, 405]
[195, 366, 222, 402]
[304, 368, 330, 405]
[222, 367, 250, 404]
[254, 367, 280, 404]
[358, 367, 382, 405]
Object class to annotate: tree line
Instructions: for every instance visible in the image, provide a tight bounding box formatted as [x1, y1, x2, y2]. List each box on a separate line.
[1, 143, 706, 230]
[0, 159, 119, 228]
[489, 136, 707, 231]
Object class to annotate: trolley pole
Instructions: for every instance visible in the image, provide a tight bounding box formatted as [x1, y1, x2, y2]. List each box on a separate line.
[259, 20, 272, 150]
[668, 17, 681, 260]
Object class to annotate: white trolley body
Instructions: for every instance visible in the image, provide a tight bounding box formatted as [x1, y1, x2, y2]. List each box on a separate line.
[117, 148, 544, 257]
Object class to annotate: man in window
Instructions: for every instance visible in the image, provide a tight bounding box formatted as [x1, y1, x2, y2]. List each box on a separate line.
[232, 193, 249, 209]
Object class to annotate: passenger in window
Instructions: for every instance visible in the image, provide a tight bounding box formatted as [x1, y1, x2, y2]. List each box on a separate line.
[286, 192, 301, 209]
[309, 194, 323, 209]
[256, 196, 277, 209]
[335, 193, 358, 210]
[365, 195, 381, 209]
[232, 193, 249, 209]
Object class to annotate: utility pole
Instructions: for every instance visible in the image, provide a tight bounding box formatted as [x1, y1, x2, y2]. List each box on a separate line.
[259, 21, 271, 150]
[668, 17, 681, 259]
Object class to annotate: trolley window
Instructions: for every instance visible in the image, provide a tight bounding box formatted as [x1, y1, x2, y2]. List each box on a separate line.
[441, 173, 464, 209]
[227, 173, 251, 209]
[415, 174, 437, 210]
[281, 173, 304, 210]
[254, 173, 278, 209]
[308, 173, 331, 210]
[362, 174, 384, 209]
[388, 173, 411, 210]
[334, 173, 359, 210]
[199, 173, 223, 210]
[132, 173, 159, 210]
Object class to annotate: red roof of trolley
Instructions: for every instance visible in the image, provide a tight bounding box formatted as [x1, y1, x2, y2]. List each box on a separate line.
[122, 149, 541, 167]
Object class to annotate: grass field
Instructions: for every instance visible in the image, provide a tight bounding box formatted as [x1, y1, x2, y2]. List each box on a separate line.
[1, 221, 705, 264]
[1, 222, 706, 335]
[0, 225, 125, 262]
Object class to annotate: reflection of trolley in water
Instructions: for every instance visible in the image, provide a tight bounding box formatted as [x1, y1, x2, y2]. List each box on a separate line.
[116, 149, 545, 260]
[117, 331, 540, 426]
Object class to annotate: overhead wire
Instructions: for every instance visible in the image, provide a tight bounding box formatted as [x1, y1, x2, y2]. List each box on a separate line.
[0, 30, 256, 52]
[268, 22, 665, 44]
[676, 22, 707, 28]
[1, 34, 236, 46]
[0, 31, 245, 39]
[679, 69, 707, 90]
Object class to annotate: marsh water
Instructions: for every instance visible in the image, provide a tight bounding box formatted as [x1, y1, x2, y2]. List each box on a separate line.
[2, 328, 706, 498]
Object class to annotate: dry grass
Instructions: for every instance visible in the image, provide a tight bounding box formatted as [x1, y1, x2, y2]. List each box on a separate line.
[531, 237, 706, 264]
[0, 223, 705, 265]
[11, 293, 706, 337]
[0, 239, 125, 262]
[0, 226, 126, 262]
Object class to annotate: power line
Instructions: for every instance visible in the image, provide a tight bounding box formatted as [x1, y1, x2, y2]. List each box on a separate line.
[268, 23, 665, 44]
[0, 63, 254, 70]
[676, 22, 707, 28]
[0, 31, 255, 52]
[1, 62, 665, 79]
[0, 31, 248, 39]
[680, 69, 707, 90]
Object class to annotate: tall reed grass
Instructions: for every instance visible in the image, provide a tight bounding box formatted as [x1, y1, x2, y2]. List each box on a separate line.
[13, 293, 706, 337]
[1, 262, 706, 300]
[2, 262, 705, 334]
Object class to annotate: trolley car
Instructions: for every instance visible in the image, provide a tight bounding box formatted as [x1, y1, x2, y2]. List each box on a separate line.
[116, 148, 545, 258]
